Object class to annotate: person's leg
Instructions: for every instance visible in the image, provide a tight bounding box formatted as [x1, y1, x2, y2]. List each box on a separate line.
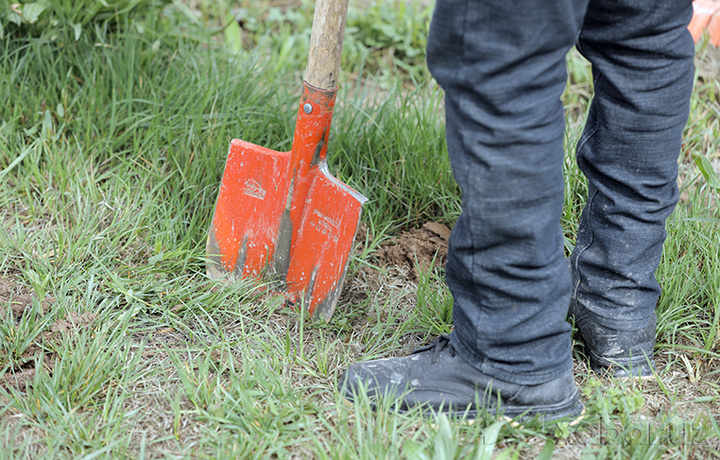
[339, 0, 588, 421]
[570, 0, 695, 377]
[432, 0, 587, 386]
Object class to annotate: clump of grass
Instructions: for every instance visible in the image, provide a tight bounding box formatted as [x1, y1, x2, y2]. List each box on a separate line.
[0, 300, 52, 370]
[415, 264, 453, 336]
[333, 79, 459, 230]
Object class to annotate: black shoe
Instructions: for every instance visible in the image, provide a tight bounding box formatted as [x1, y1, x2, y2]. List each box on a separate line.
[569, 300, 656, 378]
[338, 336, 584, 423]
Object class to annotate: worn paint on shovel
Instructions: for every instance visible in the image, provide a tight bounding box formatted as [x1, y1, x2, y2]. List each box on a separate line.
[207, 82, 367, 319]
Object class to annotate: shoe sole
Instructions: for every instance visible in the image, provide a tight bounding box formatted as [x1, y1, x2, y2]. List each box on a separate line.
[493, 388, 585, 425]
[587, 351, 656, 379]
[340, 388, 585, 426]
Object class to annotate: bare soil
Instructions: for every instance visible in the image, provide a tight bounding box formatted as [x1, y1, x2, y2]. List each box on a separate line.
[372, 221, 451, 281]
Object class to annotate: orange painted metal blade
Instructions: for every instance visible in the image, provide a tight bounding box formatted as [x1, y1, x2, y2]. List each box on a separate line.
[206, 139, 291, 281]
[207, 82, 367, 318]
[285, 163, 367, 319]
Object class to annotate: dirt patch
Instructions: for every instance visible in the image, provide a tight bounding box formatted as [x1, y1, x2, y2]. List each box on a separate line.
[49, 311, 97, 335]
[0, 276, 53, 318]
[372, 221, 451, 281]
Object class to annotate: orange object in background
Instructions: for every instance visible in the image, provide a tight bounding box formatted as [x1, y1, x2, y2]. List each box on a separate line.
[707, 6, 720, 45]
[690, 0, 720, 45]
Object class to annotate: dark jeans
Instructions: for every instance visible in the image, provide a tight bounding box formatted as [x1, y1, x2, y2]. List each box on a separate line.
[426, 0, 694, 384]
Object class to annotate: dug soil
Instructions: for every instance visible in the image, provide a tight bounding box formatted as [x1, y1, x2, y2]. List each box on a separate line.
[371, 221, 451, 281]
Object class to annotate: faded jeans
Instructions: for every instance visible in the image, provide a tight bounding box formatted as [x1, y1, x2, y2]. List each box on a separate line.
[426, 0, 694, 384]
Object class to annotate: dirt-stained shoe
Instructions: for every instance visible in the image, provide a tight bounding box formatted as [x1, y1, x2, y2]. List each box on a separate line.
[569, 301, 656, 378]
[338, 336, 584, 423]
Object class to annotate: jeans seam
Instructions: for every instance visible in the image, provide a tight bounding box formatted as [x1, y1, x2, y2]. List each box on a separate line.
[572, 190, 597, 301]
[571, 122, 598, 302]
[452, 0, 490, 358]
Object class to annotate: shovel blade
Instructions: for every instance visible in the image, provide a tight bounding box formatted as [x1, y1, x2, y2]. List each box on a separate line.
[285, 163, 367, 319]
[207, 139, 291, 280]
[207, 82, 367, 319]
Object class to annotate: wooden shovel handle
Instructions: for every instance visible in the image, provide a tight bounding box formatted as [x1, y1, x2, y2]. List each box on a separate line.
[305, 0, 349, 90]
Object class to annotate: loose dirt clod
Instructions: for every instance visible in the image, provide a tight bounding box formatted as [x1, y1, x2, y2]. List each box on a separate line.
[372, 221, 451, 281]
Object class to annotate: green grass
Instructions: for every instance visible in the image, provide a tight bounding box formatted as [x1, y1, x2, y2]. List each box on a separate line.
[0, 0, 719, 458]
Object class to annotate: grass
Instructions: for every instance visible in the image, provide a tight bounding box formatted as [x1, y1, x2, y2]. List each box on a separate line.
[1, 0, 719, 458]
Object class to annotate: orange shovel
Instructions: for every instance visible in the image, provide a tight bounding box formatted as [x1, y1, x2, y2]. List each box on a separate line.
[206, 0, 367, 319]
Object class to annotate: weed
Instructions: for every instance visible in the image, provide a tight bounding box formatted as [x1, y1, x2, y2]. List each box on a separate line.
[415, 264, 453, 336]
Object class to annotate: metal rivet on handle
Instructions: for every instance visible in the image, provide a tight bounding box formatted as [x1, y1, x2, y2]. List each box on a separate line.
[303, 103, 313, 114]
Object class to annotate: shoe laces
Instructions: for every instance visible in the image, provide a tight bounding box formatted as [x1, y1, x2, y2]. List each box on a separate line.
[411, 335, 456, 363]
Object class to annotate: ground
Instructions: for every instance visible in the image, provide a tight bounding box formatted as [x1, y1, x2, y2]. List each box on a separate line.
[1, 2, 719, 455]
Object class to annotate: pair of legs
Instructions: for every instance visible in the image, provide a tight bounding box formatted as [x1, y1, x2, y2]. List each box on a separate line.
[432, 0, 695, 384]
[341, 0, 694, 420]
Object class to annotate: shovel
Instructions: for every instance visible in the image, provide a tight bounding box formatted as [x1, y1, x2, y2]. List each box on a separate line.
[206, 0, 367, 320]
